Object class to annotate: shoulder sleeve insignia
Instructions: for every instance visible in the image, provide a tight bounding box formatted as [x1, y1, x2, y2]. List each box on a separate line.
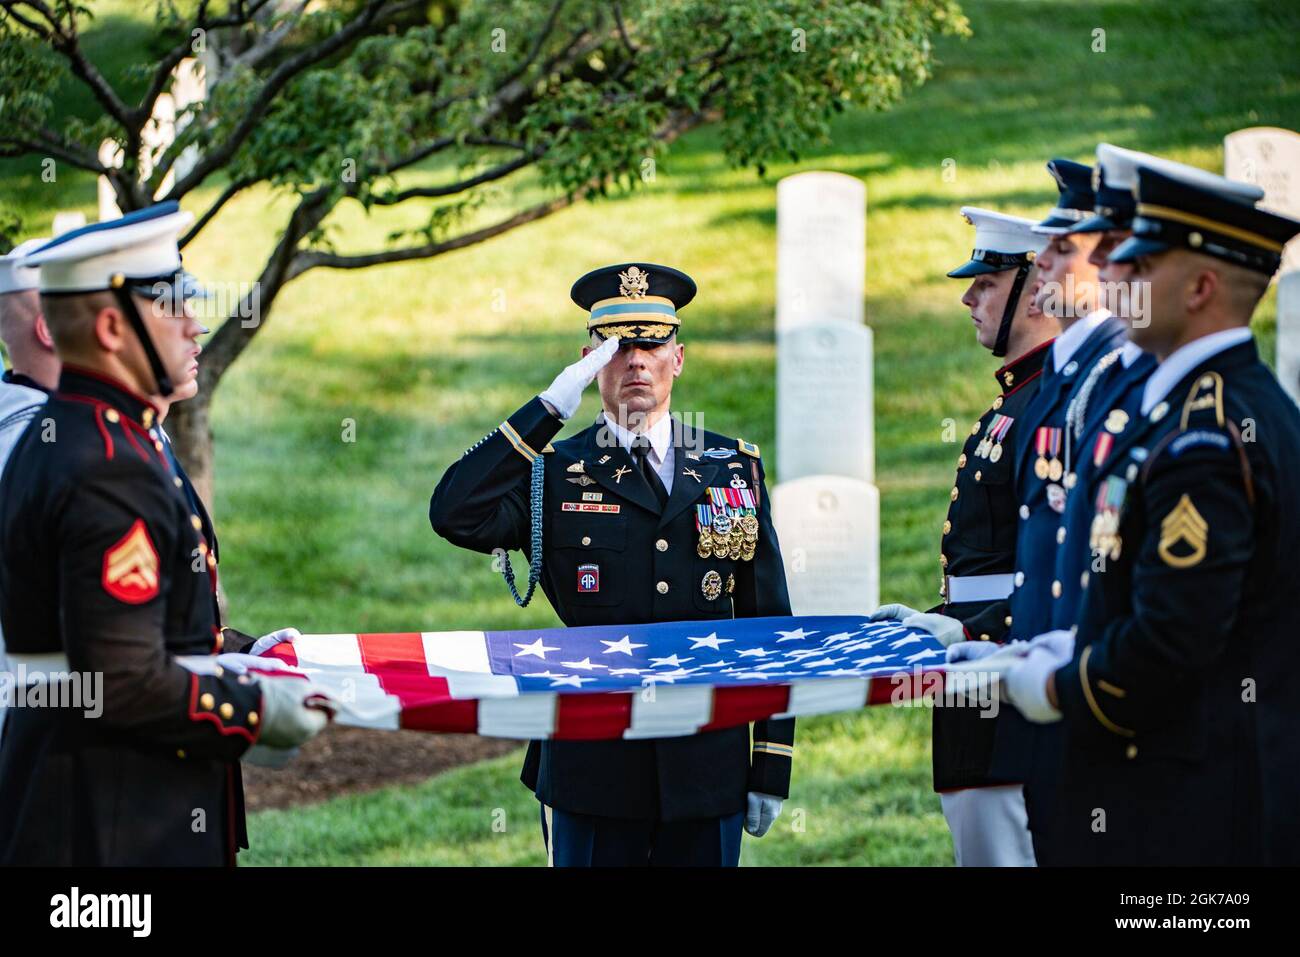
[102, 518, 160, 604]
[738, 439, 760, 458]
[1157, 493, 1208, 568]
[1179, 371, 1225, 429]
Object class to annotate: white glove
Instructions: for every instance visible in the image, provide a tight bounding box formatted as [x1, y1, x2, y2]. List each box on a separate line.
[745, 791, 784, 838]
[538, 335, 621, 420]
[249, 626, 300, 658]
[868, 603, 923, 622]
[1028, 629, 1075, 660]
[1003, 645, 1070, 724]
[946, 640, 1001, 663]
[256, 677, 333, 749]
[900, 611, 966, 648]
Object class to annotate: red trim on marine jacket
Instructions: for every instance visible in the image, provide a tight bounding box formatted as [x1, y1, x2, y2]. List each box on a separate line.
[996, 337, 1054, 397]
[60, 363, 163, 419]
[186, 673, 257, 742]
[58, 394, 118, 460]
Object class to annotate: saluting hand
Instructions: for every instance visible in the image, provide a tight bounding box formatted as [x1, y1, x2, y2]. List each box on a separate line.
[539, 334, 621, 420]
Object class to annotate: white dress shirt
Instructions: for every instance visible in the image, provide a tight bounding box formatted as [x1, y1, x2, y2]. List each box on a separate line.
[1052, 309, 1110, 372]
[1141, 327, 1253, 415]
[603, 411, 675, 494]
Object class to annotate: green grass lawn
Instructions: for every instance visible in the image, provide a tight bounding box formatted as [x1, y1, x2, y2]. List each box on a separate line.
[4, 0, 1298, 865]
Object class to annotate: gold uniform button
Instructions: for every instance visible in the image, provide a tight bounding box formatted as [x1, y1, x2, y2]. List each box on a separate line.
[199, 693, 215, 710]
[219, 703, 234, 720]
[190, 515, 202, 531]
[940, 554, 948, 568]
[974, 470, 982, 482]
[154, 440, 165, 452]
[1051, 580, 1062, 598]
[1057, 527, 1067, 544]
[581, 536, 591, 546]
[142, 408, 154, 427]
[980, 633, 990, 641]
[942, 520, 952, 535]
[207, 554, 217, 568]
[1081, 571, 1090, 589]
[176, 749, 186, 760]
[1126, 744, 1138, 760]
[992, 396, 1004, 410]
[249, 711, 259, 726]
[105, 409, 121, 424]
[656, 581, 669, 595]
[1004, 616, 1013, 627]
[655, 539, 668, 552]
[950, 487, 959, 502]
[957, 454, 967, 468]
[971, 422, 982, 436]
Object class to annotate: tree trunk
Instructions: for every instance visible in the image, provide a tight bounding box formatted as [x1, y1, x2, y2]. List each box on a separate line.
[166, 388, 216, 515]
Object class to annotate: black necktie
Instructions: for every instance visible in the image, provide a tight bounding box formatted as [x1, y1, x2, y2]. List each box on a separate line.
[631, 436, 669, 509]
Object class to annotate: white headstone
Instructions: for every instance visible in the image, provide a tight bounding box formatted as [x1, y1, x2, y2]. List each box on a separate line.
[97, 139, 123, 221]
[777, 323, 875, 483]
[776, 172, 866, 330]
[50, 211, 87, 237]
[1225, 127, 1300, 276]
[772, 476, 879, 615]
[772, 170, 878, 614]
[1278, 272, 1300, 408]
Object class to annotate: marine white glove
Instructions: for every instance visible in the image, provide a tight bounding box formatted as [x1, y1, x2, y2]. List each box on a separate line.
[745, 791, 784, 838]
[538, 335, 621, 420]
[1027, 629, 1076, 660]
[946, 640, 1001, 664]
[212, 653, 302, 676]
[868, 603, 922, 622]
[249, 626, 301, 658]
[255, 676, 333, 749]
[1003, 644, 1070, 724]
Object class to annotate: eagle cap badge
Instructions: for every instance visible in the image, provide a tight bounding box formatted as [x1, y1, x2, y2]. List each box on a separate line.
[618, 266, 650, 299]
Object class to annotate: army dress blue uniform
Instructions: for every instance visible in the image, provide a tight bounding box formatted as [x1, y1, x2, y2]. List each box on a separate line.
[1051, 166, 1300, 865]
[429, 264, 794, 866]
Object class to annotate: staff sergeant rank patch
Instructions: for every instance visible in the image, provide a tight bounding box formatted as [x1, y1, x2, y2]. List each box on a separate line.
[102, 518, 160, 604]
[1158, 493, 1208, 568]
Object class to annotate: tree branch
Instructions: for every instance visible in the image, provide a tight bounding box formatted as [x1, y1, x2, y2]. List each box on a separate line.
[158, 0, 420, 200]
[370, 148, 543, 205]
[179, 176, 257, 249]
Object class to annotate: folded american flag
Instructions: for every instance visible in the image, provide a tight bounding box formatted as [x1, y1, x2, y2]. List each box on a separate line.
[261, 615, 942, 740]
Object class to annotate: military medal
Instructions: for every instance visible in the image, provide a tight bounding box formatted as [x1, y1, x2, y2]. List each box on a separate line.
[1089, 476, 1127, 562]
[701, 570, 723, 601]
[1047, 429, 1063, 482]
[1034, 427, 1051, 479]
[1092, 431, 1115, 468]
[987, 415, 1012, 463]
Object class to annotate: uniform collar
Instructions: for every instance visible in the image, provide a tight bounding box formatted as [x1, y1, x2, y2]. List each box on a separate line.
[994, 337, 1053, 394]
[602, 409, 673, 461]
[1120, 340, 1144, 368]
[2, 368, 51, 395]
[57, 364, 161, 428]
[1140, 327, 1253, 415]
[1052, 309, 1110, 372]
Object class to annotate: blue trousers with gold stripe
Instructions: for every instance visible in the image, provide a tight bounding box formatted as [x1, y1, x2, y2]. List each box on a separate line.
[540, 804, 743, 867]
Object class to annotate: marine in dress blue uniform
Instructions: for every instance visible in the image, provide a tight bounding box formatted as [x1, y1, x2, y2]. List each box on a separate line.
[0, 205, 327, 864]
[873, 209, 1056, 866]
[997, 164, 1300, 865]
[429, 263, 794, 866]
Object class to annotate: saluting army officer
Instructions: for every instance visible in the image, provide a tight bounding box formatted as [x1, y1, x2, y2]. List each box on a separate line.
[996, 164, 1300, 865]
[0, 204, 329, 864]
[430, 263, 794, 867]
[872, 209, 1057, 866]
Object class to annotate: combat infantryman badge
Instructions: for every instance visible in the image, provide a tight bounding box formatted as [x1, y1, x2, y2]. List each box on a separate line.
[577, 563, 600, 593]
[102, 518, 160, 604]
